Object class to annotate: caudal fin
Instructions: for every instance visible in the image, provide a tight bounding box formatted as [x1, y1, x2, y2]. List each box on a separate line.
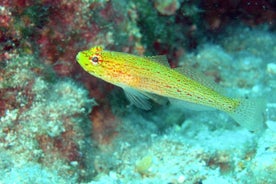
[228, 98, 266, 132]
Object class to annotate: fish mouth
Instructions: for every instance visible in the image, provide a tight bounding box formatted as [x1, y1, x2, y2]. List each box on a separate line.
[76, 52, 81, 63]
[75, 52, 88, 71]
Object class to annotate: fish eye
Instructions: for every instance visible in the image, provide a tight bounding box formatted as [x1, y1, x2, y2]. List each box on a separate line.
[91, 56, 99, 65]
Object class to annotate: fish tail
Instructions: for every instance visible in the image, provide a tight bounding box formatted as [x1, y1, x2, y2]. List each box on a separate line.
[228, 98, 266, 132]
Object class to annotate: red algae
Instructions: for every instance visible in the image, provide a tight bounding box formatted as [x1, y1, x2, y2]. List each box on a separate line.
[154, 0, 180, 16]
[201, 0, 276, 30]
[91, 104, 118, 145]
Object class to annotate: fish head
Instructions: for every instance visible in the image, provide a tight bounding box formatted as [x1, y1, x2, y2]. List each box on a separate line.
[76, 46, 109, 79]
[76, 46, 131, 85]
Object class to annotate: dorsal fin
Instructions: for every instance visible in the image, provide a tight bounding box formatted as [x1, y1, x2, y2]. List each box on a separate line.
[145, 55, 170, 67]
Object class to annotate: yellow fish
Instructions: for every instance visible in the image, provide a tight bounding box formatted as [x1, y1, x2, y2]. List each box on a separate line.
[76, 46, 265, 131]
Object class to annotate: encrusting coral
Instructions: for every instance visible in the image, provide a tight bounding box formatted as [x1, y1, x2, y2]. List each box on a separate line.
[0, 53, 95, 182]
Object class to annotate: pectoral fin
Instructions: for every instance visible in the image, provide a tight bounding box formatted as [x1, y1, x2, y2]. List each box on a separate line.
[123, 86, 152, 110]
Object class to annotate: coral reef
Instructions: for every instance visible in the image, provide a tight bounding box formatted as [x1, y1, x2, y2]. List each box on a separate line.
[0, 54, 95, 182]
[154, 0, 181, 16]
[0, 0, 276, 183]
[201, 0, 276, 30]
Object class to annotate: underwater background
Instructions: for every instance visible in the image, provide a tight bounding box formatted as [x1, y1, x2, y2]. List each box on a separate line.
[0, 0, 276, 183]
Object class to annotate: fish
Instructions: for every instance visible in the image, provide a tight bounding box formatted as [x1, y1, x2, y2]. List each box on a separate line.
[76, 46, 265, 131]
